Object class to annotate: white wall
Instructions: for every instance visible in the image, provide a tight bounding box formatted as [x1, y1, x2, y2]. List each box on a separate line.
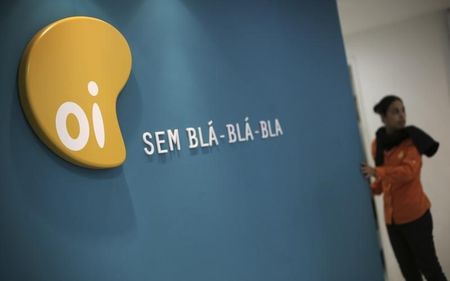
[343, 11, 450, 281]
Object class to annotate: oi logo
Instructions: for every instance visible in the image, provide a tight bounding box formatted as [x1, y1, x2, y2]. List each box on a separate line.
[19, 16, 132, 168]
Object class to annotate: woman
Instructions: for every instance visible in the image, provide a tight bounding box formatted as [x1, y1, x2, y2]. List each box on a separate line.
[361, 95, 447, 281]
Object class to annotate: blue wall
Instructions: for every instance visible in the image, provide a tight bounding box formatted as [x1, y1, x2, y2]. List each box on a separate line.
[0, 1, 384, 280]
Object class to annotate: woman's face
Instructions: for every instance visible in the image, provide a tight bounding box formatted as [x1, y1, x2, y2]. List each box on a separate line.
[382, 100, 406, 131]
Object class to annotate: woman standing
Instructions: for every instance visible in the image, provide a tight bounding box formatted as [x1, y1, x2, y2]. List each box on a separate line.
[361, 95, 447, 281]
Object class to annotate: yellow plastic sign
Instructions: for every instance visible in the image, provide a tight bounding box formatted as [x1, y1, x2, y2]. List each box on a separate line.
[19, 16, 132, 169]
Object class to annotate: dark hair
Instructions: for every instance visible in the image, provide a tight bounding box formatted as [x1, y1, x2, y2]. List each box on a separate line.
[373, 95, 402, 116]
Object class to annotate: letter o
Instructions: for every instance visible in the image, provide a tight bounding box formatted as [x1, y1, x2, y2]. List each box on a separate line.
[56, 101, 90, 151]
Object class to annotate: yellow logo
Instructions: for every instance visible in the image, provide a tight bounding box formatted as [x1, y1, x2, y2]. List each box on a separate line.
[19, 16, 132, 169]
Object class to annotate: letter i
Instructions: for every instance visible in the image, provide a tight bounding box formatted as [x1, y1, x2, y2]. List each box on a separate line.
[88, 81, 105, 148]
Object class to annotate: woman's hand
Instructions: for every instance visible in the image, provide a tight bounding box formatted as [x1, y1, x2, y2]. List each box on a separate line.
[361, 163, 377, 178]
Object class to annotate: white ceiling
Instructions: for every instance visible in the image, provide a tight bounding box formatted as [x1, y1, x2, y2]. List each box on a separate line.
[337, 0, 450, 35]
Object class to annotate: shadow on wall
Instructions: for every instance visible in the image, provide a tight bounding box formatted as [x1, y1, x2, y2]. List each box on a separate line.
[90, 0, 146, 23]
[117, 72, 143, 148]
[9, 72, 142, 241]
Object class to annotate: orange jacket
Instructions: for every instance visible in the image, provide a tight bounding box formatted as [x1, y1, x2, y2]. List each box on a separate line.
[371, 138, 430, 224]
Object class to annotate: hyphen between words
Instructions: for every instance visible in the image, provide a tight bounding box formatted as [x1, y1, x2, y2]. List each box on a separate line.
[142, 117, 283, 156]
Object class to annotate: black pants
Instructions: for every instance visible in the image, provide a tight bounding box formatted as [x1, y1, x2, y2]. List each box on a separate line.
[387, 210, 447, 281]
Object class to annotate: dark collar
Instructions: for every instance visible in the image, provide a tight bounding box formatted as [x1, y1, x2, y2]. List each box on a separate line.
[375, 126, 439, 166]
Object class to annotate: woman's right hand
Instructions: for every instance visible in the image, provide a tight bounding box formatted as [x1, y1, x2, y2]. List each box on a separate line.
[361, 163, 376, 178]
